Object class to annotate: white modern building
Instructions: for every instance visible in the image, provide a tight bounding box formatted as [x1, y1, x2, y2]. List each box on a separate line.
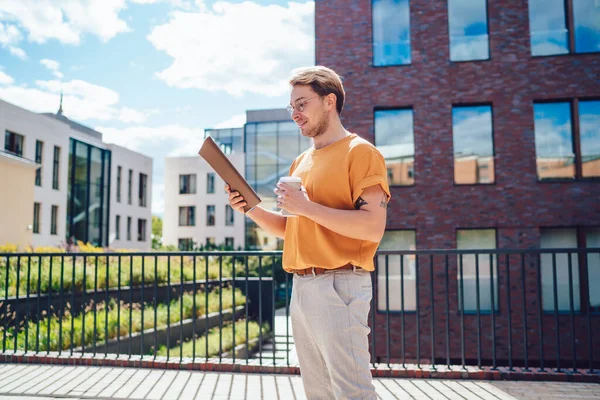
[163, 128, 245, 250]
[0, 98, 152, 250]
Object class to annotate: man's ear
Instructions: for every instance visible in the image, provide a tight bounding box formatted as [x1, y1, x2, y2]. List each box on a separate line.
[326, 93, 337, 111]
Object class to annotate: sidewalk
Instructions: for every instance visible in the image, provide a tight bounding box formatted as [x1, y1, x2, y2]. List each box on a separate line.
[0, 364, 599, 399]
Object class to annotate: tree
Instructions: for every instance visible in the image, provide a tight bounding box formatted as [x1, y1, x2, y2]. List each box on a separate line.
[151, 215, 163, 250]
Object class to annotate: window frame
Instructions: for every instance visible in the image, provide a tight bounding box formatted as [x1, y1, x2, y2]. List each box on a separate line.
[447, 0, 492, 63]
[206, 205, 216, 226]
[52, 146, 60, 190]
[178, 206, 196, 227]
[33, 202, 41, 234]
[371, 0, 413, 67]
[451, 103, 496, 186]
[35, 140, 43, 187]
[5, 130, 24, 157]
[373, 106, 416, 187]
[534, 98, 600, 182]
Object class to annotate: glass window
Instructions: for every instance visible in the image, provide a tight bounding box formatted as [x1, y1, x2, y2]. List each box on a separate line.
[137, 218, 147, 242]
[52, 146, 60, 190]
[206, 237, 216, 247]
[179, 238, 194, 251]
[586, 228, 600, 312]
[128, 169, 133, 204]
[225, 237, 234, 249]
[207, 173, 215, 194]
[372, 0, 411, 66]
[35, 140, 43, 186]
[540, 228, 581, 312]
[116, 166, 122, 202]
[51, 205, 58, 235]
[573, 0, 600, 53]
[138, 173, 148, 207]
[206, 205, 215, 226]
[179, 206, 195, 226]
[33, 202, 41, 234]
[377, 230, 417, 312]
[453, 105, 495, 184]
[127, 217, 132, 241]
[179, 174, 196, 194]
[457, 229, 498, 312]
[534, 102, 575, 180]
[579, 100, 600, 178]
[4, 130, 24, 156]
[374, 109, 415, 186]
[225, 205, 234, 226]
[528, 0, 569, 56]
[116, 215, 121, 240]
[448, 0, 489, 61]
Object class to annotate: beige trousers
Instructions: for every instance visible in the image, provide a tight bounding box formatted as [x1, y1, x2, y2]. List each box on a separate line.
[290, 268, 376, 400]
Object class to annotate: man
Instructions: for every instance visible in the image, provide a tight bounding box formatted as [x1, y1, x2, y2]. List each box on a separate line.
[226, 66, 390, 400]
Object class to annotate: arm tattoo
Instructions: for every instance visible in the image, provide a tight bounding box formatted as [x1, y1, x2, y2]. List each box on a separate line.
[380, 194, 389, 209]
[354, 196, 368, 210]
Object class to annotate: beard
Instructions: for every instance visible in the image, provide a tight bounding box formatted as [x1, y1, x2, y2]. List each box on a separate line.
[303, 109, 329, 138]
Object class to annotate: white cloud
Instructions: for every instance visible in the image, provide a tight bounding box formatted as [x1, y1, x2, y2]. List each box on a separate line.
[130, 0, 192, 8]
[40, 58, 64, 79]
[0, 22, 21, 45]
[147, 1, 315, 97]
[214, 113, 246, 129]
[8, 46, 26, 59]
[0, 78, 149, 123]
[0, 0, 130, 45]
[0, 70, 13, 85]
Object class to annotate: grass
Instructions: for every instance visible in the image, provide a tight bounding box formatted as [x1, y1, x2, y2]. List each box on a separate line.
[156, 319, 269, 358]
[0, 250, 279, 297]
[0, 286, 246, 352]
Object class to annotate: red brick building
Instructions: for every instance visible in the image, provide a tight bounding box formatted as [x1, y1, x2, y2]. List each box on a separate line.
[315, 0, 600, 368]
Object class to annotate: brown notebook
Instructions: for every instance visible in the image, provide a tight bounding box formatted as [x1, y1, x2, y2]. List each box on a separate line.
[198, 136, 261, 213]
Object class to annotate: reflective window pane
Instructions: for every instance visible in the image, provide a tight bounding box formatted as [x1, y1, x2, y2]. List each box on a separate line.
[579, 100, 600, 177]
[373, 0, 411, 66]
[448, 0, 489, 61]
[377, 230, 416, 312]
[534, 102, 575, 180]
[528, 0, 569, 56]
[587, 228, 600, 311]
[540, 228, 581, 312]
[457, 229, 498, 312]
[453, 105, 495, 184]
[374, 109, 415, 186]
[573, 0, 600, 53]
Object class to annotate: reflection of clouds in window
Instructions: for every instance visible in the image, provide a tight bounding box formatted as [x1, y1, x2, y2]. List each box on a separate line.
[574, 0, 600, 53]
[528, 0, 569, 56]
[374, 109, 414, 154]
[372, 0, 411, 66]
[534, 103, 574, 159]
[579, 101, 600, 158]
[452, 106, 493, 157]
[448, 0, 489, 61]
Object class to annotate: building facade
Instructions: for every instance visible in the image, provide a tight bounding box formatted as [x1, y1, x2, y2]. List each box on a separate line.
[163, 128, 245, 250]
[0, 99, 152, 250]
[316, 0, 599, 366]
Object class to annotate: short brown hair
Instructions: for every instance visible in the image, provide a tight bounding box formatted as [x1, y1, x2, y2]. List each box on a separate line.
[289, 66, 345, 115]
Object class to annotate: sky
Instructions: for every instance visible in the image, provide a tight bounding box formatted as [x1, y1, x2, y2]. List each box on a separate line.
[0, 0, 315, 217]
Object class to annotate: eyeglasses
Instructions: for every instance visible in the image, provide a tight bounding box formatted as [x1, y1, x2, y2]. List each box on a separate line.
[286, 96, 320, 115]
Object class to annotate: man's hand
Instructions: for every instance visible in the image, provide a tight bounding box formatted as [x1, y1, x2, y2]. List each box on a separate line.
[225, 184, 248, 214]
[274, 182, 313, 216]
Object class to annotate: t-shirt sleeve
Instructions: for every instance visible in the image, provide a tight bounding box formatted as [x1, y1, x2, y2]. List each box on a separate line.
[349, 149, 391, 205]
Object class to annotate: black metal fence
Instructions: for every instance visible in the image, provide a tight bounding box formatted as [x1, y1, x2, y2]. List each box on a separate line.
[0, 248, 598, 373]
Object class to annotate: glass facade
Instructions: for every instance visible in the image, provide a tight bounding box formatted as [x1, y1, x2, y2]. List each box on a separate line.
[244, 120, 311, 250]
[448, 0, 489, 61]
[573, 0, 600, 53]
[205, 128, 244, 154]
[374, 109, 415, 186]
[377, 230, 417, 312]
[66, 138, 111, 247]
[528, 0, 569, 56]
[372, 0, 411, 66]
[579, 100, 600, 178]
[452, 105, 495, 184]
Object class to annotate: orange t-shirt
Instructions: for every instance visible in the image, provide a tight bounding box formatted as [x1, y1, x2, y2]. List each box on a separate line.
[282, 133, 391, 273]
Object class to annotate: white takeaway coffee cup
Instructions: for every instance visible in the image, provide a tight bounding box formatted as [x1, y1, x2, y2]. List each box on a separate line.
[278, 176, 302, 217]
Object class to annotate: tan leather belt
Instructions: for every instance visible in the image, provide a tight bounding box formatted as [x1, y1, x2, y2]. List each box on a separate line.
[293, 263, 360, 276]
